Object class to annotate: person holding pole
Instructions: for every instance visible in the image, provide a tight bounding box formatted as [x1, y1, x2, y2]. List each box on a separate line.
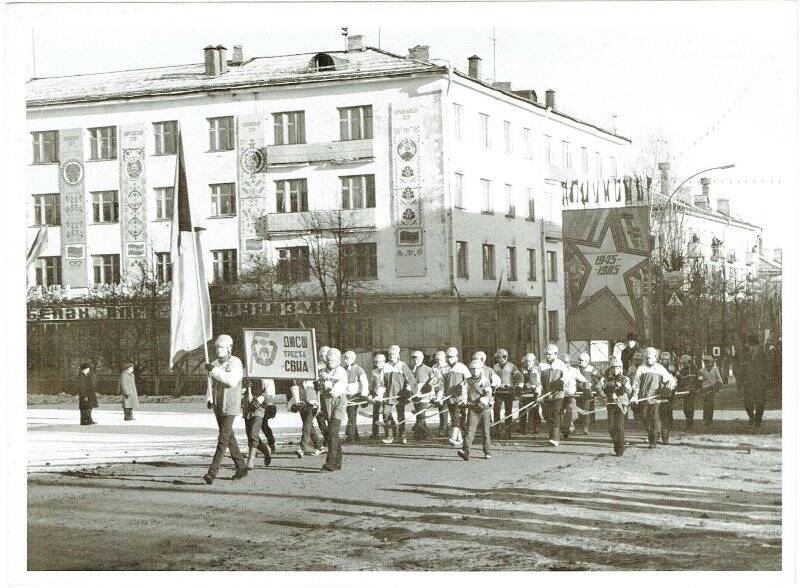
[431, 351, 451, 437]
[540, 344, 568, 447]
[630, 347, 676, 449]
[243, 377, 273, 469]
[343, 350, 369, 443]
[409, 350, 436, 441]
[601, 357, 631, 456]
[203, 334, 248, 485]
[514, 353, 542, 435]
[317, 348, 348, 471]
[457, 359, 494, 461]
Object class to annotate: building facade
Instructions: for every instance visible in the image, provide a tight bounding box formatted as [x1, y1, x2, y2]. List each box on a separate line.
[26, 39, 630, 386]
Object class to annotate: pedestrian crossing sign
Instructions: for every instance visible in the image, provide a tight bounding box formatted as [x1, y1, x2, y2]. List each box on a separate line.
[667, 292, 683, 307]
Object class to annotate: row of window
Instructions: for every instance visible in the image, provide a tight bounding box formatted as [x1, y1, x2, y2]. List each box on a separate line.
[455, 242, 558, 282]
[451, 103, 618, 176]
[30, 106, 374, 164]
[32, 243, 378, 287]
[454, 173, 536, 218]
[29, 175, 376, 226]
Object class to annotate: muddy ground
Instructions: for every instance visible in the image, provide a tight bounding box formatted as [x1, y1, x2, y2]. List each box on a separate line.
[28, 418, 781, 571]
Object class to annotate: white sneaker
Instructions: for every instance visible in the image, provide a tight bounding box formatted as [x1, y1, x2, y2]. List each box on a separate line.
[548, 439, 559, 447]
[295, 449, 304, 458]
[382, 437, 394, 444]
[448, 438, 461, 447]
[319, 446, 328, 453]
[312, 449, 323, 456]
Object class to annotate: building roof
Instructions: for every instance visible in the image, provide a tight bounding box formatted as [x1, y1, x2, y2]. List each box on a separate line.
[26, 48, 445, 107]
[652, 193, 761, 231]
[26, 46, 629, 142]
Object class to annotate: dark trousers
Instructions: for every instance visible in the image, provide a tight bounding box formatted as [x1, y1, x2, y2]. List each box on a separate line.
[703, 392, 716, 425]
[682, 393, 697, 428]
[79, 407, 93, 425]
[299, 406, 323, 453]
[371, 403, 382, 437]
[324, 417, 343, 470]
[745, 402, 765, 426]
[381, 403, 398, 439]
[316, 397, 329, 441]
[448, 402, 463, 438]
[396, 400, 410, 439]
[659, 399, 673, 442]
[463, 408, 491, 455]
[412, 400, 430, 439]
[560, 397, 577, 435]
[575, 395, 594, 431]
[437, 404, 450, 434]
[207, 413, 244, 479]
[641, 402, 661, 445]
[345, 404, 361, 440]
[493, 394, 515, 433]
[518, 396, 543, 433]
[607, 405, 626, 455]
[123, 408, 134, 420]
[244, 415, 270, 454]
[260, 417, 275, 449]
[545, 398, 563, 441]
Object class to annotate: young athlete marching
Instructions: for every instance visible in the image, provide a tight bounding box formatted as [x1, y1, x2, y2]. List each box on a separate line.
[657, 351, 678, 444]
[540, 344, 568, 447]
[559, 352, 588, 440]
[431, 351, 450, 437]
[575, 352, 602, 436]
[343, 350, 369, 443]
[410, 350, 437, 440]
[601, 357, 631, 456]
[630, 347, 677, 449]
[492, 349, 519, 439]
[514, 353, 542, 435]
[457, 360, 494, 461]
[440, 347, 471, 446]
[381, 345, 416, 444]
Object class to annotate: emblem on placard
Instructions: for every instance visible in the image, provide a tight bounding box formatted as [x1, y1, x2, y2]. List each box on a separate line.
[125, 158, 143, 180]
[241, 148, 265, 173]
[62, 160, 84, 186]
[397, 139, 417, 161]
[251, 333, 279, 367]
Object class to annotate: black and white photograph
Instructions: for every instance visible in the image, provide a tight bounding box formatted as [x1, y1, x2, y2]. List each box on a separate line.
[2, 0, 796, 582]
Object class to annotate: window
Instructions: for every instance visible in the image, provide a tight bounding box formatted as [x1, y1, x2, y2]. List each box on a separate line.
[212, 249, 238, 283]
[341, 316, 374, 350]
[482, 244, 496, 280]
[547, 250, 558, 282]
[275, 179, 308, 213]
[506, 246, 517, 281]
[31, 131, 59, 164]
[276, 246, 309, 283]
[503, 120, 512, 154]
[454, 173, 464, 208]
[453, 103, 463, 140]
[31, 194, 60, 226]
[595, 152, 602, 178]
[610, 156, 618, 178]
[562, 140, 572, 169]
[210, 183, 236, 216]
[339, 105, 373, 141]
[153, 121, 178, 155]
[544, 135, 552, 165]
[523, 127, 532, 159]
[548, 310, 560, 341]
[340, 175, 375, 209]
[273, 111, 306, 145]
[456, 241, 469, 279]
[89, 127, 117, 160]
[155, 252, 172, 284]
[527, 248, 537, 281]
[581, 147, 589, 175]
[92, 191, 119, 223]
[93, 254, 120, 285]
[312, 53, 335, 71]
[526, 187, 535, 220]
[505, 184, 515, 217]
[479, 113, 490, 149]
[208, 116, 235, 151]
[154, 187, 174, 220]
[35, 256, 61, 287]
[481, 179, 492, 213]
[342, 242, 378, 280]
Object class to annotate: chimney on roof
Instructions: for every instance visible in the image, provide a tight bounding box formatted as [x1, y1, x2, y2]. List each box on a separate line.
[216, 45, 228, 74]
[408, 45, 429, 61]
[204, 45, 220, 76]
[717, 197, 731, 217]
[658, 162, 670, 196]
[492, 81, 512, 91]
[693, 195, 710, 210]
[774, 248, 782, 264]
[347, 34, 364, 52]
[545, 89, 556, 110]
[230, 45, 244, 65]
[512, 89, 538, 103]
[468, 55, 482, 79]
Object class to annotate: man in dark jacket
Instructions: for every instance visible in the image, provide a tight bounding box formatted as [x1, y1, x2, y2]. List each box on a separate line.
[77, 363, 98, 425]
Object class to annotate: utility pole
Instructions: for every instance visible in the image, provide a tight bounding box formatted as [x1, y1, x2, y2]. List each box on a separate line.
[341, 26, 348, 51]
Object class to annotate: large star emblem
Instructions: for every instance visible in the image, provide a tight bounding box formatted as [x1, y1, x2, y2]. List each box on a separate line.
[572, 219, 649, 323]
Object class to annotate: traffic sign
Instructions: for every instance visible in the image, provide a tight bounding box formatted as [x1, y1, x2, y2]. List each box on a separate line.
[667, 292, 683, 307]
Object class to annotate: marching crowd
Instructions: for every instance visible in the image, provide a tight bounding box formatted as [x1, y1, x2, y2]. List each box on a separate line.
[192, 331, 775, 485]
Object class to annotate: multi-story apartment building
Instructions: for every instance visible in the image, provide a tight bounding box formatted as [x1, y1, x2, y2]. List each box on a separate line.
[26, 37, 630, 374]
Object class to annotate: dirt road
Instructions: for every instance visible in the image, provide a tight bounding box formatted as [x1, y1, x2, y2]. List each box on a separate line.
[28, 418, 781, 571]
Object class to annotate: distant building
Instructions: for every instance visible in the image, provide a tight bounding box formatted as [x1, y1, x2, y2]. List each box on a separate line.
[26, 38, 629, 386]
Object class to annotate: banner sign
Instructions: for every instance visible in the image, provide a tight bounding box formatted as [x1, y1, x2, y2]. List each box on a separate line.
[561, 176, 653, 207]
[237, 114, 267, 267]
[27, 299, 358, 322]
[119, 124, 148, 280]
[563, 205, 652, 342]
[390, 99, 426, 277]
[243, 328, 318, 380]
[58, 128, 88, 288]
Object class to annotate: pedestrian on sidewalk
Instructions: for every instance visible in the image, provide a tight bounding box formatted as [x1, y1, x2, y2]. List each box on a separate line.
[77, 362, 98, 425]
[698, 355, 722, 429]
[677, 353, 701, 431]
[203, 334, 248, 485]
[601, 357, 631, 456]
[741, 334, 769, 430]
[118, 361, 138, 421]
[457, 360, 494, 461]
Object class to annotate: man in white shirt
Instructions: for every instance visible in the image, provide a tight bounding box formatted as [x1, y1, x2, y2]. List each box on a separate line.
[631, 347, 677, 448]
[559, 352, 588, 441]
[317, 348, 349, 471]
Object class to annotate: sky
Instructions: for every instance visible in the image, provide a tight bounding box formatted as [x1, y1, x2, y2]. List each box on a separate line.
[6, 1, 798, 249]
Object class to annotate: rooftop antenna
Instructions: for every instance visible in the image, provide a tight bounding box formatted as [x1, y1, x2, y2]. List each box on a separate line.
[31, 28, 36, 78]
[341, 26, 349, 51]
[378, 26, 381, 49]
[612, 114, 618, 134]
[491, 27, 497, 82]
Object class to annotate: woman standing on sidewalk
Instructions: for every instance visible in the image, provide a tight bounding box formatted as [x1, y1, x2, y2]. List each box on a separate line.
[118, 361, 139, 421]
